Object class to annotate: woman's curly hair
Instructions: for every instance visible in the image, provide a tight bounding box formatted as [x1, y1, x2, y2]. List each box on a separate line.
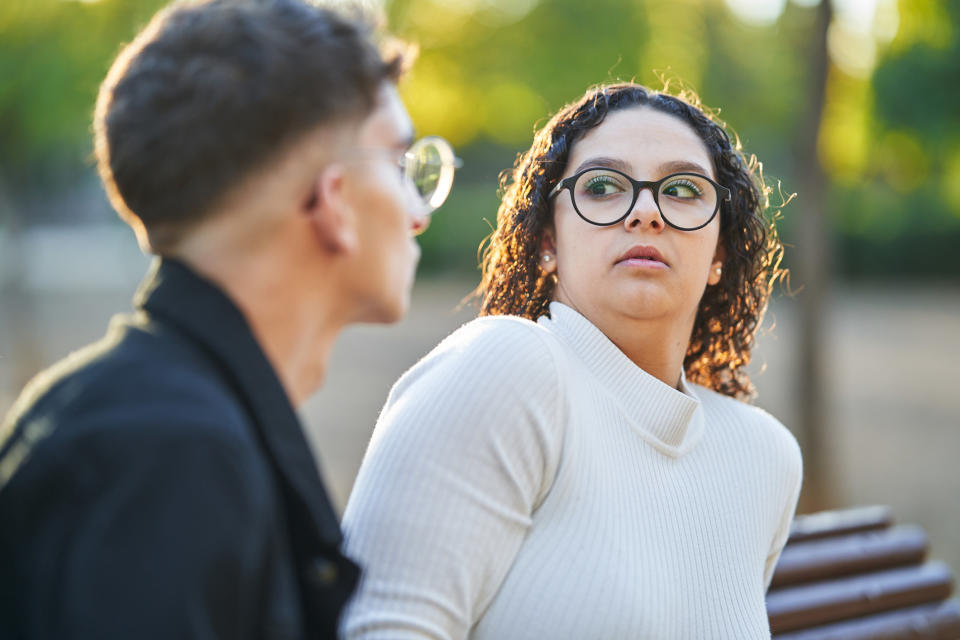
[477, 82, 785, 401]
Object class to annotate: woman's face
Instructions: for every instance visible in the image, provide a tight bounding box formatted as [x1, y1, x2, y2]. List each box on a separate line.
[544, 106, 724, 330]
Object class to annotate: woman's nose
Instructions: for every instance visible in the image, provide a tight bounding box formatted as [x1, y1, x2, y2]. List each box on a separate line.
[623, 187, 664, 231]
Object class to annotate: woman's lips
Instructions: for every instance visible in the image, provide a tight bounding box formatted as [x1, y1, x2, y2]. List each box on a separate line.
[617, 257, 669, 269]
[616, 244, 669, 269]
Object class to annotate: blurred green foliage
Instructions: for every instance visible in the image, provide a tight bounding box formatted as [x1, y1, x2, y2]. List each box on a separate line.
[0, 0, 957, 280]
[0, 1, 162, 173]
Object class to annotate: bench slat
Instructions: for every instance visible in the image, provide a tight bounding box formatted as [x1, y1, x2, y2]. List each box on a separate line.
[772, 598, 960, 639]
[770, 525, 928, 588]
[787, 505, 892, 544]
[767, 562, 955, 633]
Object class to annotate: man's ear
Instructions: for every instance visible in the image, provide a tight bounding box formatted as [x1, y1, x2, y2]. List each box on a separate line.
[303, 165, 358, 255]
[708, 237, 726, 286]
[539, 226, 558, 274]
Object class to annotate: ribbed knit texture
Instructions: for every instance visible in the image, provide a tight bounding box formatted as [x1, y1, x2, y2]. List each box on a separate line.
[341, 303, 803, 639]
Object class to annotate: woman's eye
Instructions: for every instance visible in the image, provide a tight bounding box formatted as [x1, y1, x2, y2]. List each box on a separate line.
[662, 179, 704, 199]
[582, 175, 626, 196]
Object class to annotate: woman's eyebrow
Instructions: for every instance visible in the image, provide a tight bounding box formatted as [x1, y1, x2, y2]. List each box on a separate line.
[572, 156, 632, 175]
[572, 157, 712, 178]
[659, 159, 711, 176]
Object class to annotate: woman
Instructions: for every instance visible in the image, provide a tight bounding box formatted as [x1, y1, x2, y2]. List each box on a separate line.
[340, 83, 802, 639]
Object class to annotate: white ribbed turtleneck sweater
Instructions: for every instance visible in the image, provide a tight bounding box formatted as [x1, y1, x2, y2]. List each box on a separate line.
[341, 303, 803, 639]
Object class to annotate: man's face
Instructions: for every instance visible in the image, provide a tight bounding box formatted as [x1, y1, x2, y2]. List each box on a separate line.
[340, 84, 426, 324]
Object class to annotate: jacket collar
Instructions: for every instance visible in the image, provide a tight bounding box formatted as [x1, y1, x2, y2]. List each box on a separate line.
[135, 257, 342, 546]
[539, 302, 704, 457]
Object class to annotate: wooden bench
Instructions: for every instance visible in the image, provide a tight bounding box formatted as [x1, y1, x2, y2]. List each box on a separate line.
[767, 505, 960, 638]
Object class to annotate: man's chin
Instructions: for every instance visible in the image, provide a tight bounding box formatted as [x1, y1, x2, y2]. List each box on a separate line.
[355, 261, 417, 324]
[358, 290, 411, 325]
[377, 301, 408, 325]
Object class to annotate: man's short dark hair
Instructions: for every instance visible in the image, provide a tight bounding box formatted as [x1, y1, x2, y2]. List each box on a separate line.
[94, 0, 407, 251]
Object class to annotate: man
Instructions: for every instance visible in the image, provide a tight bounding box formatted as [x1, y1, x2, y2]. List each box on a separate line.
[0, 0, 457, 637]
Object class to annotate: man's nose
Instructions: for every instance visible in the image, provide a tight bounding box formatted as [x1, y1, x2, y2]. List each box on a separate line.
[403, 178, 431, 235]
[409, 194, 430, 235]
[623, 187, 664, 231]
[410, 209, 430, 235]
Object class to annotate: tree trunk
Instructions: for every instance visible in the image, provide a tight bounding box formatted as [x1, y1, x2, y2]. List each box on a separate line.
[795, 0, 834, 513]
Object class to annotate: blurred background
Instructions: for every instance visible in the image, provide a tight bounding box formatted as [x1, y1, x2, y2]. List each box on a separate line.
[1, 0, 957, 568]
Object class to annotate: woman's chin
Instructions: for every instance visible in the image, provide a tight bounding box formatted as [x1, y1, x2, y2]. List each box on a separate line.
[610, 284, 676, 319]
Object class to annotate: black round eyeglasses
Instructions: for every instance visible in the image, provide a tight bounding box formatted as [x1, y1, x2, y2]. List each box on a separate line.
[549, 167, 731, 231]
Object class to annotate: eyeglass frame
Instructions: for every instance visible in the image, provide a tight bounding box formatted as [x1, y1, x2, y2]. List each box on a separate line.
[341, 136, 462, 214]
[548, 167, 731, 231]
[397, 136, 463, 213]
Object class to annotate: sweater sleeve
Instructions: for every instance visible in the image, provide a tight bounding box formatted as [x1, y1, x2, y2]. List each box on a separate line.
[763, 430, 803, 590]
[340, 318, 565, 640]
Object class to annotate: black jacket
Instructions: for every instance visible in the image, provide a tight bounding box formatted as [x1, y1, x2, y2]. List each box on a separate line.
[0, 259, 359, 639]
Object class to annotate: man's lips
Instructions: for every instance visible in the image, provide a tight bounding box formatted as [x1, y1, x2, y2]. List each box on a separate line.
[616, 244, 669, 267]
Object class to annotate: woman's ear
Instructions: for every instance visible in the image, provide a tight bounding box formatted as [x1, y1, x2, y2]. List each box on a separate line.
[303, 165, 358, 255]
[539, 226, 558, 274]
[708, 240, 726, 286]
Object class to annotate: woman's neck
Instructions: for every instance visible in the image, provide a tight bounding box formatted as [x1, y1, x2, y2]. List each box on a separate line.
[555, 300, 695, 389]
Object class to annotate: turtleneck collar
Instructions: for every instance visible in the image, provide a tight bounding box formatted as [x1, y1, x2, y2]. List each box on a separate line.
[538, 302, 704, 457]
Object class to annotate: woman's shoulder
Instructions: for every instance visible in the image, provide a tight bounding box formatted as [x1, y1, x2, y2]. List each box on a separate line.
[446, 313, 553, 340]
[430, 314, 561, 367]
[389, 314, 564, 399]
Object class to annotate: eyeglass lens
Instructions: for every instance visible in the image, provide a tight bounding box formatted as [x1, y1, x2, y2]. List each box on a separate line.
[404, 136, 458, 212]
[571, 169, 719, 228]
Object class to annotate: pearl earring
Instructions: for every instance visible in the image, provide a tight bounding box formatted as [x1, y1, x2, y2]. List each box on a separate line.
[543, 254, 553, 263]
[715, 267, 722, 275]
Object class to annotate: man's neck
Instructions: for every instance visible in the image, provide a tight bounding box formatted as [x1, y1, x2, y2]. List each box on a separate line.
[175, 248, 347, 408]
